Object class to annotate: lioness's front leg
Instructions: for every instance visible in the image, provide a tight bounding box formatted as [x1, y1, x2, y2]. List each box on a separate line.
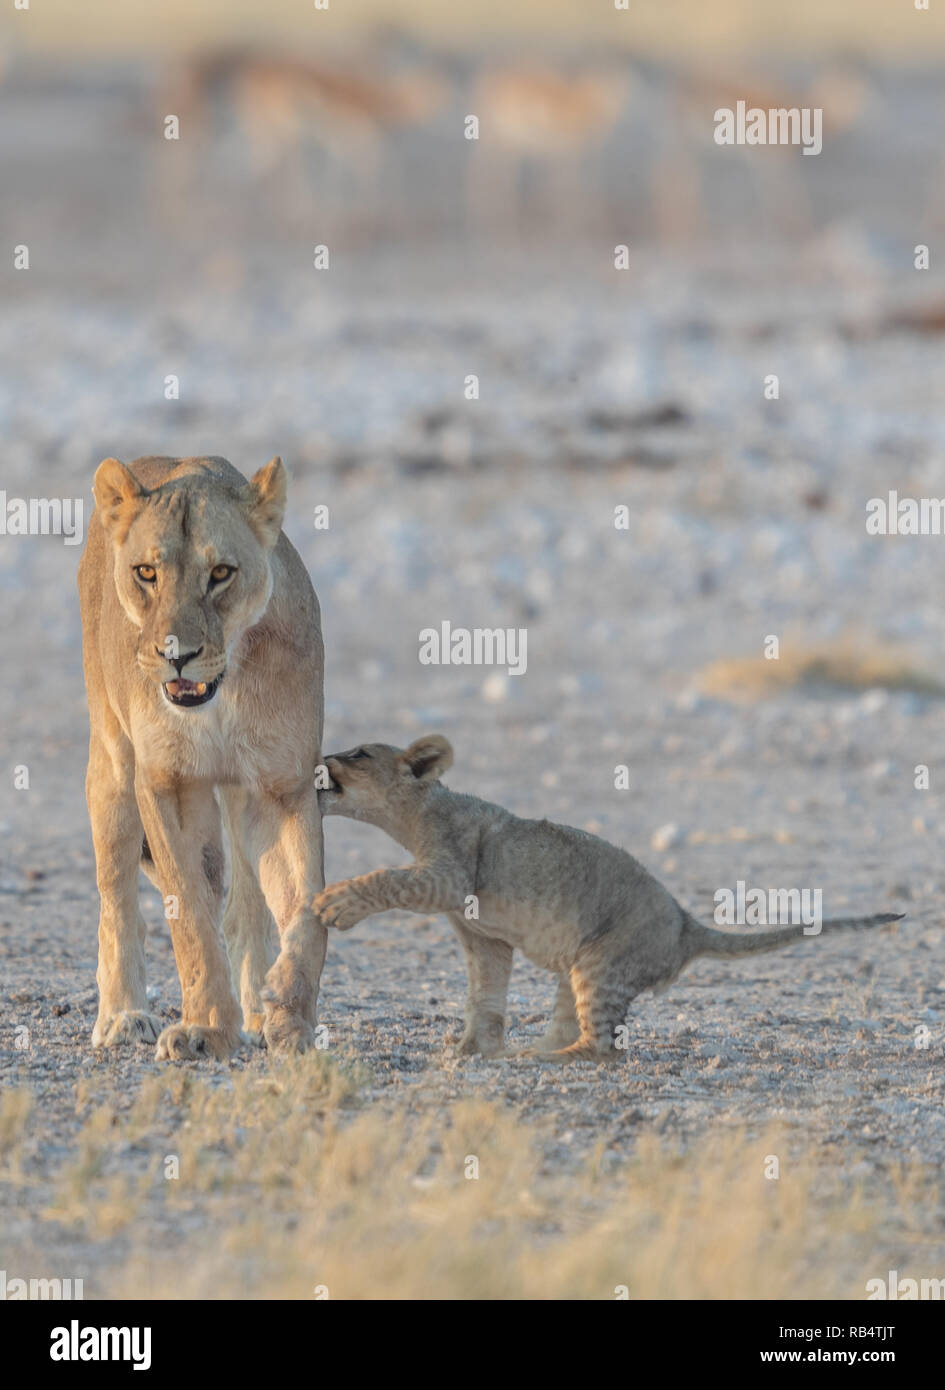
[135, 776, 242, 1060]
[88, 731, 162, 1048]
[249, 784, 326, 1054]
[314, 860, 468, 931]
[220, 786, 277, 1040]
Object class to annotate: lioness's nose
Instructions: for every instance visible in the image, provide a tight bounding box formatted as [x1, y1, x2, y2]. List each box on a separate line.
[156, 645, 204, 675]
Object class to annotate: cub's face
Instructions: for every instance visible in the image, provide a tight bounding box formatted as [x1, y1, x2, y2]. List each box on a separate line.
[319, 735, 453, 819]
[93, 456, 285, 711]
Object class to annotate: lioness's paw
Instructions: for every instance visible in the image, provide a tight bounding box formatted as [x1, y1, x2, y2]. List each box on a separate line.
[242, 1012, 267, 1049]
[155, 1023, 237, 1061]
[313, 884, 365, 932]
[263, 1007, 315, 1055]
[93, 1010, 163, 1048]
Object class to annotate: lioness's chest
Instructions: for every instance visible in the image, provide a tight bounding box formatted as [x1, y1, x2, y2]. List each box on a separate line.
[131, 691, 278, 788]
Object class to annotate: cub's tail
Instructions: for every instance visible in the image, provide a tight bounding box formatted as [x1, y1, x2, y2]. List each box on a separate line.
[684, 911, 903, 958]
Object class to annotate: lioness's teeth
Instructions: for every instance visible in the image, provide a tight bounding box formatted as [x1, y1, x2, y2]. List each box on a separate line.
[166, 680, 180, 695]
[196, 682, 207, 695]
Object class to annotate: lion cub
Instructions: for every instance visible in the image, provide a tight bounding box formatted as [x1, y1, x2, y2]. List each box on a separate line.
[314, 735, 900, 1060]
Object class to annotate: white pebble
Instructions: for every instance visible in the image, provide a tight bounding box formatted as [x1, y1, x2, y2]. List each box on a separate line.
[651, 823, 682, 852]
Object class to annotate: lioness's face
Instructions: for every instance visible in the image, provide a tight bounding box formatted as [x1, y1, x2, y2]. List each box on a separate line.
[319, 735, 453, 818]
[93, 457, 286, 711]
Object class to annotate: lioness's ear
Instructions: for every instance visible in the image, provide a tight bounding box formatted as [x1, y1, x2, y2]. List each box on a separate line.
[242, 456, 286, 549]
[403, 734, 453, 781]
[92, 458, 148, 543]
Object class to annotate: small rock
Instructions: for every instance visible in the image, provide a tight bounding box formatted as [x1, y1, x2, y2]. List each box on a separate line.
[669, 1019, 695, 1040]
[481, 673, 509, 703]
[859, 690, 888, 715]
[651, 823, 682, 852]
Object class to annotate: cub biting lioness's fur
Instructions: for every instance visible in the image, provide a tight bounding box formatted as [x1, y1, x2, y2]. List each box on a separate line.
[314, 735, 901, 1060]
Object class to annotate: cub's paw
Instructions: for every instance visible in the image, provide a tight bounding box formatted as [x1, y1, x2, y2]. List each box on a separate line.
[263, 1006, 316, 1055]
[313, 883, 366, 932]
[155, 1023, 238, 1062]
[453, 1015, 506, 1058]
[538, 1040, 616, 1064]
[537, 1025, 582, 1052]
[93, 1010, 162, 1048]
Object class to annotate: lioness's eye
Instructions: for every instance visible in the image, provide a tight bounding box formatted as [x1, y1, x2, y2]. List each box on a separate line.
[134, 564, 156, 583]
[350, 748, 370, 760]
[209, 564, 235, 586]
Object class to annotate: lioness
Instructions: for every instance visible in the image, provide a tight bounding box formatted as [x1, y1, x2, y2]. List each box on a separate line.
[78, 455, 326, 1060]
[314, 735, 900, 1060]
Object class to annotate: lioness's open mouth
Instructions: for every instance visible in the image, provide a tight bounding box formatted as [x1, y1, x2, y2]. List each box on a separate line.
[163, 674, 223, 708]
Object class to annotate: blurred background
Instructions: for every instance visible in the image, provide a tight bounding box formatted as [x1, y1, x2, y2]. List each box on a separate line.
[4, 0, 945, 929]
[5, 2, 945, 267]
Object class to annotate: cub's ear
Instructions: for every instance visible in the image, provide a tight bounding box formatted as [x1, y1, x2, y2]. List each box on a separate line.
[242, 456, 286, 549]
[92, 458, 148, 543]
[403, 734, 453, 781]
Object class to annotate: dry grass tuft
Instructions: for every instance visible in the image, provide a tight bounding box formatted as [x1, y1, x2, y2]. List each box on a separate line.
[3, 1056, 939, 1299]
[699, 634, 945, 702]
[0, 1088, 32, 1171]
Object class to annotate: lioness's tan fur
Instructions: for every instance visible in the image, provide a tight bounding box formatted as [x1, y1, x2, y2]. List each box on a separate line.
[315, 736, 900, 1060]
[79, 454, 326, 1060]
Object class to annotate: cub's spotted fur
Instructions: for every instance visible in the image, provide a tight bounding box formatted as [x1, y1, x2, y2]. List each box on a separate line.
[314, 735, 901, 1060]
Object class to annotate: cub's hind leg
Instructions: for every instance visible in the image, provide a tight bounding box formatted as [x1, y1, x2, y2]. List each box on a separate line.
[545, 945, 640, 1062]
[537, 973, 581, 1051]
[447, 914, 513, 1057]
